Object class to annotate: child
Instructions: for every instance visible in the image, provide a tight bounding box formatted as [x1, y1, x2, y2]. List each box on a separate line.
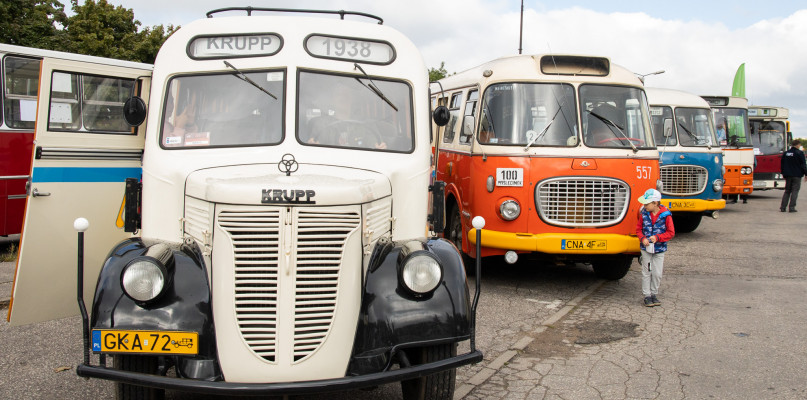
[636, 189, 675, 307]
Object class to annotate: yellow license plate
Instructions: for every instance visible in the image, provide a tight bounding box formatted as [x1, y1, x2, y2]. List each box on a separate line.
[92, 330, 198, 354]
[669, 201, 695, 209]
[560, 239, 607, 251]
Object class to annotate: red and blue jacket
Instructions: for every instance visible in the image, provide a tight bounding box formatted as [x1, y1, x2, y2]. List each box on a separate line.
[635, 205, 675, 253]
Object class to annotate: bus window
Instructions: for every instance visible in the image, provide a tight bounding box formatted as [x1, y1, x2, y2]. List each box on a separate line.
[675, 108, 715, 147]
[442, 92, 462, 144]
[162, 70, 284, 148]
[459, 89, 478, 144]
[298, 70, 413, 152]
[47, 72, 138, 133]
[581, 85, 653, 148]
[751, 120, 786, 155]
[479, 83, 577, 146]
[712, 108, 749, 146]
[649, 106, 675, 146]
[3, 56, 40, 129]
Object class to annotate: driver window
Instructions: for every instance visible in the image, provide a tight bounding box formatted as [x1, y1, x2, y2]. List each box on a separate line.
[459, 89, 478, 145]
[442, 92, 462, 144]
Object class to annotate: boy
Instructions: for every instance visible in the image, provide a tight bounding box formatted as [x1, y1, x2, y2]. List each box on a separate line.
[636, 189, 675, 307]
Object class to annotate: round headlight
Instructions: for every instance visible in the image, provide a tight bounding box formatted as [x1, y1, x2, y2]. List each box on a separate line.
[499, 199, 521, 221]
[712, 179, 723, 193]
[401, 253, 442, 295]
[122, 258, 167, 302]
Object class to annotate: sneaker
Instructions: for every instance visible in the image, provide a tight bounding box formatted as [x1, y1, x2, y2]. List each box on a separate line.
[651, 295, 661, 306]
[789, 209, 798, 213]
[780, 208, 786, 212]
[644, 296, 654, 307]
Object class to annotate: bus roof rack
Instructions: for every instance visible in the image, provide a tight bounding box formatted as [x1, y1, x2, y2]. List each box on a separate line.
[206, 7, 384, 24]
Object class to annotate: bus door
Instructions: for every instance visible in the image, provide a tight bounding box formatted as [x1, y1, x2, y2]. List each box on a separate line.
[8, 58, 150, 325]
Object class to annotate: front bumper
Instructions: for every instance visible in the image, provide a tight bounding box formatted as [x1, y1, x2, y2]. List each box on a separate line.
[660, 198, 726, 212]
[467, 229, 639, 255]
[77, 350, 482, 396]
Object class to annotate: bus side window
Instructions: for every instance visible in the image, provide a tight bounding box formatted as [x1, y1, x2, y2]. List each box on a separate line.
[443, 92, 462, 144]
[459, 89, 478, 145]
[47, 72, 137, 134]
[3, 56, 41, 130]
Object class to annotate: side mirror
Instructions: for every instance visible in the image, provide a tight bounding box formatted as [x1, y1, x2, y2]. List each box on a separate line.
[662, 118, 673, 137]
[123, 96, 147, 127]
[432, 105, 450, 127]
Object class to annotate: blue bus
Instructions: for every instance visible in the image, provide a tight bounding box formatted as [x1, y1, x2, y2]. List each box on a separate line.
[647, 88, 726, 232]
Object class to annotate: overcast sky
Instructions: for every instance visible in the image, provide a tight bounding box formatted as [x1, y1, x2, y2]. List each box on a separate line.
[94, 0, 807, 133]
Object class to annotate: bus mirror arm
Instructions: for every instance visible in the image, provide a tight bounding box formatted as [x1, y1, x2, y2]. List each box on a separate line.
[428, 181, 446, 234]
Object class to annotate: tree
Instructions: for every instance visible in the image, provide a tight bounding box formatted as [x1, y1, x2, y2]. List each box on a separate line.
[64, 0, 176, 63]
[0, 0, 68, 50]
[429, 61, 448, 82]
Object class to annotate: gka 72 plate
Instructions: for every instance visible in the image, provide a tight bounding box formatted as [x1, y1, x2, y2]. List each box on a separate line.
[92, 330, 198, 354]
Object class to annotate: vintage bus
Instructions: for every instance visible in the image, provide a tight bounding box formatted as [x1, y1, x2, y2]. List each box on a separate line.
[0, 44, 152, 237]
[646, 88, 725, 233]
[431, 54, 660, 280]
[8, 8, 480, 400]
[701, 95, 754, 203]
[749, 106, 791, 190]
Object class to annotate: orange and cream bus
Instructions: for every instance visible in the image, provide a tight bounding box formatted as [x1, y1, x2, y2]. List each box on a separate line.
[431, 55, 660, 280]
[701, 95, 754, 202]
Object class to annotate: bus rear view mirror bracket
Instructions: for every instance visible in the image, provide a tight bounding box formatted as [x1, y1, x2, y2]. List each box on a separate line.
[433, 105, 450, 127]
[123, 96, 147, 127]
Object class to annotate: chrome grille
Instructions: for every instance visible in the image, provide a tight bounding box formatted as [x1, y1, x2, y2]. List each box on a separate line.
[536, 177, 629, 227]
[660, 165, 707, 196]
[218, 210, 282, 362]
[293, 209, 360, 362]
[217, 207, 360, 363]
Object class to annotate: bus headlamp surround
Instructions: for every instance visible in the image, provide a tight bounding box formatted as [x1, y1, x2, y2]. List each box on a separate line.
[499, 199, 521, 221]
[121, 257, 168, 303]
[712, 179, 723, 192]
[400, 252, 443, 296]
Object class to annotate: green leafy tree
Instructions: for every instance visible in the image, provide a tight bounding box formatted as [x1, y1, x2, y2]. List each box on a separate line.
[64, 0, 176, 63]
[0, 0, 68, 50]
[429, 61, 448, 82]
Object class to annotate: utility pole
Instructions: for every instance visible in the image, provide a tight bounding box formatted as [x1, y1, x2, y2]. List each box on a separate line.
[518, 0, 524, 54]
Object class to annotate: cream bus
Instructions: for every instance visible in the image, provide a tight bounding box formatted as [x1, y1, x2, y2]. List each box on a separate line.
[9, 8, 480, 400]
[701, 95, 754, 202]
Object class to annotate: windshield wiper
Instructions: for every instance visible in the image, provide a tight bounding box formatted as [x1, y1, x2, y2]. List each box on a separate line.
[524, 106, 562, 151]
[354, 63, 398, 112]
[587, 110, 638, 153]
[677, 122, 708, 147]
[224, 61, 278, 100]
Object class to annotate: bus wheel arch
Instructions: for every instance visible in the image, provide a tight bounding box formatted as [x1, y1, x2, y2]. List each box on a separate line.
[591, 255, 633, 280]
[672, 212, 702, 233]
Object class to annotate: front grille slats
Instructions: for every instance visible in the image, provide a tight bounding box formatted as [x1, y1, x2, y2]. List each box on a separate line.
[536, 177, 630, 227]
[660, 165, 708, 196]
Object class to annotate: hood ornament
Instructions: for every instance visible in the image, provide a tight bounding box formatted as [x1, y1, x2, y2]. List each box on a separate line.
[278, 153, 299, 176]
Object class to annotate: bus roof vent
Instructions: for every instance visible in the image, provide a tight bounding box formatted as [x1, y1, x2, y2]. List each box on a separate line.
[539, 55, 609, 77]
[206, 7, 384, 24]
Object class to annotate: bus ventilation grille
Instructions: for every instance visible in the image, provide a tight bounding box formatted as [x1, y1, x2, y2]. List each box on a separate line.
[536, 177, 629, 227]
[660, 165, 707, 196]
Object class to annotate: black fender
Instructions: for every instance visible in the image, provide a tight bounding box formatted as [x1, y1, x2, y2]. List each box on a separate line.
[347, 237, 471, 375]
[90, 238, 219, 380]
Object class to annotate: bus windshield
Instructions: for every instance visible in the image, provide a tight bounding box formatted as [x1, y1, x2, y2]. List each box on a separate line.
[750, 120, 786, 155]
[649, 106, 675, 146]
[674, 108, 715, 147]
[161, 70, 285, 148]
[580, 85, 653, 149]
[297, 70, 413, 152]
[712, 107, 750, 147]
[478, 83, 578, 146]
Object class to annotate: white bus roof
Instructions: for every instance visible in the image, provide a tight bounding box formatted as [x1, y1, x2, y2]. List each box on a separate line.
[646, 87, 711, 109]
[0, 43, 153, 70]
[434, 54, 643, 92]
[748, 105, 789, 119]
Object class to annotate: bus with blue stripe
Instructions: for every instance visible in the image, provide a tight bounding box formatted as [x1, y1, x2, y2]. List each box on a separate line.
[647, 88, 725, 233]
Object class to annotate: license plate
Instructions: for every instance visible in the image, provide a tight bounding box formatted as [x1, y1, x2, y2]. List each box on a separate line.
[92, 330, 198, 354]
[668, 201, 695, 209]
[561, 239, 607, 250]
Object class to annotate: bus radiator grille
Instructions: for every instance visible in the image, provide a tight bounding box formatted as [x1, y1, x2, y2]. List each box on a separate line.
[535, 177, 629, 227]
[660, 165, 707, 196]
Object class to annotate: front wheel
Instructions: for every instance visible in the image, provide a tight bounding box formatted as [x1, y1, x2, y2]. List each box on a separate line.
[672, 212, 701, 233]
[114, 355, 164, 400]
[591, 255, 632, 280]
[401, 343, 458, 400]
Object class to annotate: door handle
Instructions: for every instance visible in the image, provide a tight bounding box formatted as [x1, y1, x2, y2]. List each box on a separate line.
[32, 188, 51, 197]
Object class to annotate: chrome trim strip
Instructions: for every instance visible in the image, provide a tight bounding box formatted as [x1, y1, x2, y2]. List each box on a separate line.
[37, 147, 143, 161]
[0, 175, 29, 181]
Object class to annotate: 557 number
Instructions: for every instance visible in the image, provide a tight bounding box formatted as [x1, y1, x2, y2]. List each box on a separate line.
[636, 166, 653, 179]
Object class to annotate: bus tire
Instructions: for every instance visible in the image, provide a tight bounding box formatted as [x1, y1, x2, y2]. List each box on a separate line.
[114, 355, 164, 400]
[672, 212, 701, 233]
[401, 343, 458, 400]
[592, 256, 632, 280]
[446, 205, 474, 274]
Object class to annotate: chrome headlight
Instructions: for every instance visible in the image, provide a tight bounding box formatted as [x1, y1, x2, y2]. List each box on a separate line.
[712, 179, 723, 192]
[740, 167, 752, 175]
[122, 257, 167, 303]
[400, 252, 442, 295]
[499, 199, 521, 221]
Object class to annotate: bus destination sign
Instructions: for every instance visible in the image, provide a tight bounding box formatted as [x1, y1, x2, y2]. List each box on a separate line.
[305, 35, 395, 64]
[188, 34, 282, 59]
